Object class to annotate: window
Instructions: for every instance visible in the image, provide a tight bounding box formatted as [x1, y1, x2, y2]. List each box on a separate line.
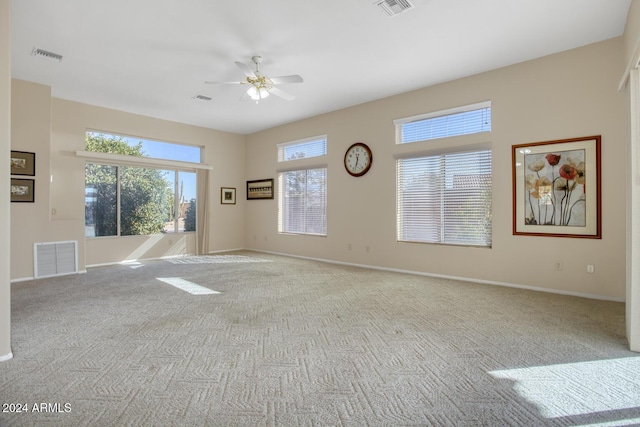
[396, 149, 492, 247]
[278, 135, 327, 162]
[395, 101, 491, 144]
[278, 168, 327, 236]
[84, 132, 199, 237]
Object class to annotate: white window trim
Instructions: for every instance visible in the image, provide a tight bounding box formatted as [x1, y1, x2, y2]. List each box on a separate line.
[76, 150, 213, 172]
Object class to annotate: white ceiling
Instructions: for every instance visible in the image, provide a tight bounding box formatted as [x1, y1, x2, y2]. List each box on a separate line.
[11, 0, 631, 135]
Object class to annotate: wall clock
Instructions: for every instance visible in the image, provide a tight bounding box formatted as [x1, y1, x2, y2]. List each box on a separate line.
[344, 142, 372, 177]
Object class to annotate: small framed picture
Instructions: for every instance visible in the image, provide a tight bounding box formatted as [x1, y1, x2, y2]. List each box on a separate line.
[11, 178, 35, 202]
[247, 179, 274, 200]
[11, 151, 36, 176]
[221, 187, 236, 205]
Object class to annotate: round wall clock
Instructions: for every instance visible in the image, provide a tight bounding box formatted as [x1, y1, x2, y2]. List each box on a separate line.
[344, 142, 372, 177]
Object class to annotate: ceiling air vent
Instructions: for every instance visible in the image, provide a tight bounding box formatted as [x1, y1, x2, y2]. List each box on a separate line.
[31, 47, 63, 62]
[375, 0, 414, 16]
[193, 95, 212, 101]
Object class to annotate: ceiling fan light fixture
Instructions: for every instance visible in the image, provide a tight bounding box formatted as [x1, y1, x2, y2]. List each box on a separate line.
[248, 86, 270, 101]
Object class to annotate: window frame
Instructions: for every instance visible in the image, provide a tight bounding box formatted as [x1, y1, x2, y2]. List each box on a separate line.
[396, 147, 493, 247]
[81, 131, 209, 238]
[394, 101, 492, 144]
[278, 167, 328, 237]
[277, 135, 328, 162]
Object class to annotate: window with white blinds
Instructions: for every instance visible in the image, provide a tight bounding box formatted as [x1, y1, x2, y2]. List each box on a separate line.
[278, 135, 327, 162]
[395, 101, 491, 144]
[278, 168, 327, 236]
[396, 149, 492, 247]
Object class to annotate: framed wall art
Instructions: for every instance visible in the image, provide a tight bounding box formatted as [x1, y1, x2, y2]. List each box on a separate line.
[11, 178, 35, 203]
[221, 187, 236, 205]
[247, 179, 274, 200]
[11, 151, 35, 176]
[512, 135, 601, 238]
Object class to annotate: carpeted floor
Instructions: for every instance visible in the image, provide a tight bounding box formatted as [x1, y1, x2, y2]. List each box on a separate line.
[1, 251, 639, 426]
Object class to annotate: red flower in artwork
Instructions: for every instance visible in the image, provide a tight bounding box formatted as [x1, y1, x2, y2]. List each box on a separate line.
[546, 153, 561, 166]
[559, 164, 577, 180]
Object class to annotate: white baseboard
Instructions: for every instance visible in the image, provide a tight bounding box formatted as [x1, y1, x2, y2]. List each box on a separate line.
[11, 270, 86, 283]
[209, 248, 245, 254]
[250, 249, 625, 303]
[0, 352, 13, 362]
[10, 276, 34, 283]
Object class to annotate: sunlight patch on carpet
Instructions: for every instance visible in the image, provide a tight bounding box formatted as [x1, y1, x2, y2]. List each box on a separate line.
[489, 357, 640, 419]
[165, 255, 272, 265]
[156, 277, 220, 295]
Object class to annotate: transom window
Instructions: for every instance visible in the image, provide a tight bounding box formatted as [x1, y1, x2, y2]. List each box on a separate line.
[395, 101, 491, 144]
[278, 135, 327, 162]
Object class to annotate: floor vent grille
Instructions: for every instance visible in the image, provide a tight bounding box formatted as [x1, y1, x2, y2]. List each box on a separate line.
[34, 241, 78, 278]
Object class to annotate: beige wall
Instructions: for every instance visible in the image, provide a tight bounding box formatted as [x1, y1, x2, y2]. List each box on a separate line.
[245, 37, 627, 300]
[624, 0, 640, 350]
[1, 0, 12, 361]
[9, 87, 246, 278]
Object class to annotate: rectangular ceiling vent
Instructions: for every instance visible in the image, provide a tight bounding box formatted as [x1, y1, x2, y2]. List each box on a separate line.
[31, 47, 63, 62]
[193, 94, 212, 101]
[375, 0, 414, 17]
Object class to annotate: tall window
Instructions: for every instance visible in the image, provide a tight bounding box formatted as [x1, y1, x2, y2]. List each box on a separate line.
[84, 132, 199, 237]
[396, 149, 492, 247]
[278, 168, 327, 236]
[277, 135, 328, 236]
[395, 101, 491, 144]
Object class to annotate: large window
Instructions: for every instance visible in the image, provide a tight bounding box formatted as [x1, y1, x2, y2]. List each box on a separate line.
[396, 149, 492, 247]
[278, 168, 327, 236]
[395, 101, 491, 144]
[84, 132, 199, 237]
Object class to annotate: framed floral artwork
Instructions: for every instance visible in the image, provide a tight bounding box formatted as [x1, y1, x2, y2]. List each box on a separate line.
[512, 135, 601, 238]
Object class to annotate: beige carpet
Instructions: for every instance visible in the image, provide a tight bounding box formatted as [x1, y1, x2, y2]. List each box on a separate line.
[1, 251, 639, 426]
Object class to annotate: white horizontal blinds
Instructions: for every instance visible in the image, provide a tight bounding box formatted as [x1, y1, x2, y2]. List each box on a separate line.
[278, 168, 327, 236]
[397, 149, 492, 246]
[399, 104, 491, 144]
[278, 136, 327, 162]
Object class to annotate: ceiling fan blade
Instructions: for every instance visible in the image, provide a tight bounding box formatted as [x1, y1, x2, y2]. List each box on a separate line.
[235, 61, 256, 78]
[269, 86, 295, 101]
[269, 75, 303, 84]
[204, 80, 245, 85]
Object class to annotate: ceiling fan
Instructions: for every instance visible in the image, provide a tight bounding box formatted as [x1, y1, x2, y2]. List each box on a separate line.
[206, 56, 303, 102]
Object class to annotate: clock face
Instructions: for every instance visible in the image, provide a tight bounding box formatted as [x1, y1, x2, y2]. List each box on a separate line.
[344, 143, 372, 177]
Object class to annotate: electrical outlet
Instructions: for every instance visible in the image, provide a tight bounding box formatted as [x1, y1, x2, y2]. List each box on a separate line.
[554, 261, 563, 271]
[587, 264, 595, 274]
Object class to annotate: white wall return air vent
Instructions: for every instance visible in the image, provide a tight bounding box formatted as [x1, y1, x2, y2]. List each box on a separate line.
[34, 241, 78, 278]
[375, 0, 414, 17]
